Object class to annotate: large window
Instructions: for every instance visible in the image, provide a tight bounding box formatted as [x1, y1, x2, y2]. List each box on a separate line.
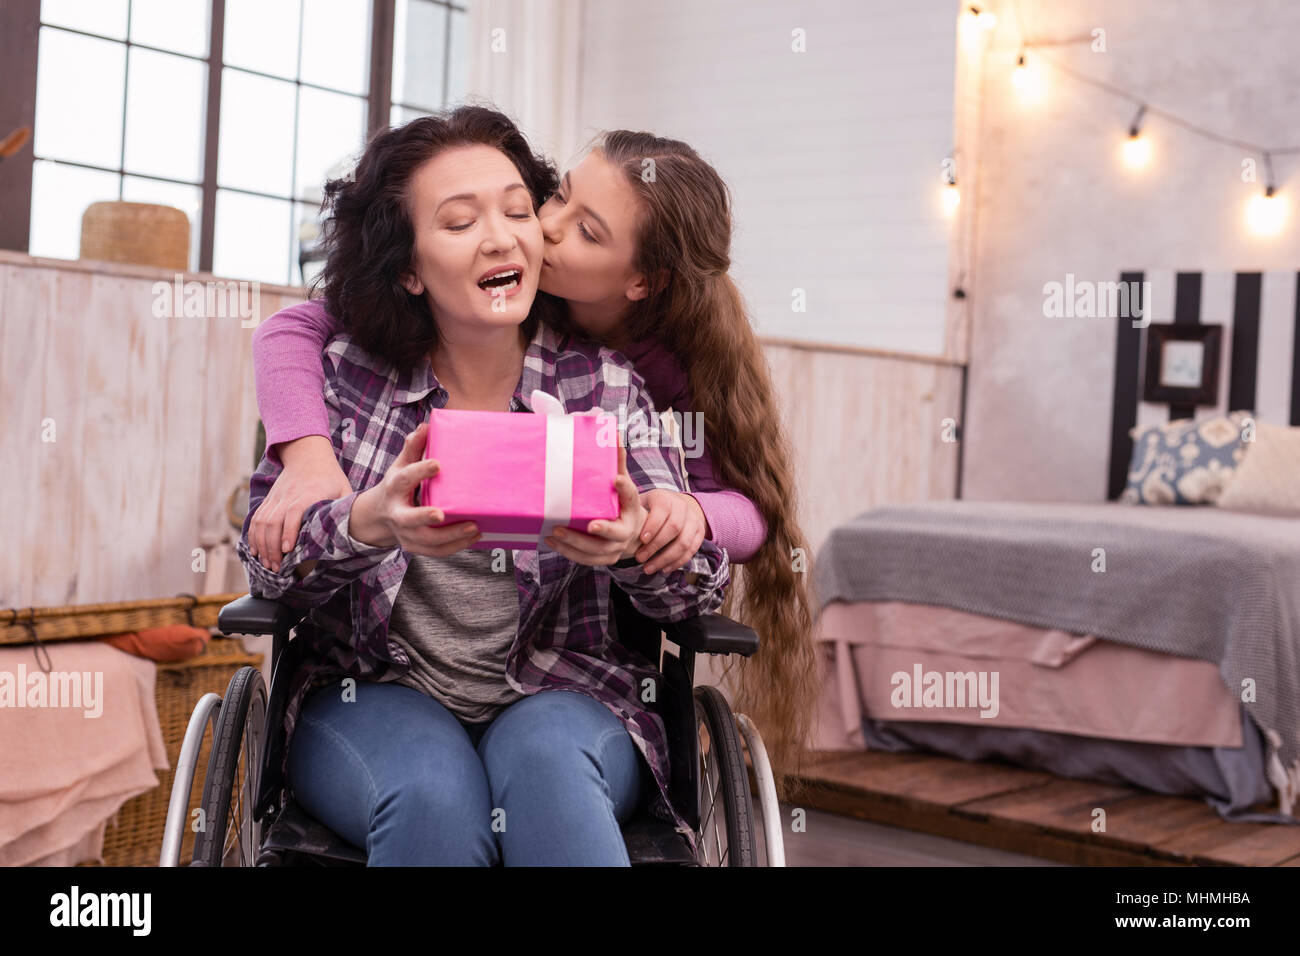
[26, 0, 469, 286]
[391, 0, 469, 127]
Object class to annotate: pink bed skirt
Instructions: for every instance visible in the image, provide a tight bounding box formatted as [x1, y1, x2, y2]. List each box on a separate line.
[813, 600, 1243, 753]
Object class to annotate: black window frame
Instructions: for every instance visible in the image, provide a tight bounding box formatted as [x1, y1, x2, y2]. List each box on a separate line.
[0, 0, 469, 284]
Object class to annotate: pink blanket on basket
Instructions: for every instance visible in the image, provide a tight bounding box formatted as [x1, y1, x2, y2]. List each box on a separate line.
[0, 641, 169, 866]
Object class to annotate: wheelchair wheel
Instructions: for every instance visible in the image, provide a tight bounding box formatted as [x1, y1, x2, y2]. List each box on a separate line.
[191, 665, 267, 866]
[693, 685, 757, 866]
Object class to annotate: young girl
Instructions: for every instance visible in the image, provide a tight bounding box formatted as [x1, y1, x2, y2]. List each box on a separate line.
[249, 128, 819, 806]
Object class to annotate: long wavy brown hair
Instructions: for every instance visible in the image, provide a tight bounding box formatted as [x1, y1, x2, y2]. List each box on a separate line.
[558, 130, 822, 806]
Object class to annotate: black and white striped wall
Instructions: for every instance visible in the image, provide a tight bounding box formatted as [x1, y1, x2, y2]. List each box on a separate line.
[1108, 270, 1300, 500]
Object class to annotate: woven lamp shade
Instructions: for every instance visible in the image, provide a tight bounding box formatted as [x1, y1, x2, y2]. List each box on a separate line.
[79, 200, 190, 271]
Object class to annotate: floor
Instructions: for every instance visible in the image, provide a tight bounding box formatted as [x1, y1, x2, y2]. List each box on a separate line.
[783, 749, 1300, 866]
[760, 804, 1063, 866]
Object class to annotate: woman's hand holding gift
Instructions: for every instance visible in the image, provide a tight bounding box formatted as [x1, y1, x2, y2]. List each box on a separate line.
[631, 489, 709, 575]
[349, 422, 483, 556]
[544, 442, 648, 567]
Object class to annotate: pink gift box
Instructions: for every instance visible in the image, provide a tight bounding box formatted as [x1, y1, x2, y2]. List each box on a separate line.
[416, 394, 621, 551]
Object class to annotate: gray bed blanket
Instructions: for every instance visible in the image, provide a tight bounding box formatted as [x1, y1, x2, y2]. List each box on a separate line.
[812, 500, 1300, 813]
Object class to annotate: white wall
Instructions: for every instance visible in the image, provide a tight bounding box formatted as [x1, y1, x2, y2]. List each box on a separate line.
[565, 0, 960, 356]
[962, 0, 1300, 501]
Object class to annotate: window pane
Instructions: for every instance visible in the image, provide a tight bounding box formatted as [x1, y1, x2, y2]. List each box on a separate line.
[29, 160, 121, 261]
[301, 0, 371, 96]
[124, 48, 206, 182]
[448, 7, 468, 106]
[129, 0, 210, 58]
[391, 104, 431, 128]
[34, 27, 126, 168]
[41, 0, 128, 39]
[295, 88, 365, 204]
[122, 176, 204, 273]
[218, 68, 296, 196]
[393, 0, 446, 111]
[294, 201, 326, 288]
[223, 0, 300, 81]
[215, 189, 292, 284]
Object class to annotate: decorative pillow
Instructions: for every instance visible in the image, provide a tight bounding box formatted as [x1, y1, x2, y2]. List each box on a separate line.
[1216, 421, 1300, 516]
[101, 624, 210, 663]
[1120, 410, 1252, 505]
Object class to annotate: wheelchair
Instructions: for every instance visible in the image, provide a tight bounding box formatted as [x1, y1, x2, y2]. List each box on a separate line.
[160, 583, 785, 866]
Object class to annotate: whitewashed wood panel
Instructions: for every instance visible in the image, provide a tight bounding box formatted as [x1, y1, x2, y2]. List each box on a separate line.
[0, 254, 288, 608]
[2, 265, 52, 606]
[2, 253, 962, 609]
[763, 342, 963, 557]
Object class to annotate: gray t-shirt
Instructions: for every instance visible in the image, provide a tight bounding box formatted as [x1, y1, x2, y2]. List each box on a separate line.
[386, 546, 525, 724]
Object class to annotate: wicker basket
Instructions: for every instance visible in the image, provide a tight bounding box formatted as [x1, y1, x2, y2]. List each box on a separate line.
[79, 200, 190, 271]
[2, 594, 263, 866]
[0, 594, 239, 646]
[76, 637, 265, 867]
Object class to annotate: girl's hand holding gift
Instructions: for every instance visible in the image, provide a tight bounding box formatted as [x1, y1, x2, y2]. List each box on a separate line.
[249, 435, 353, 572]
[632, 489, 708, 575]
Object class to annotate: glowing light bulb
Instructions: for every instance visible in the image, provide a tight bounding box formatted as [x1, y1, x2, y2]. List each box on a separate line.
[1121, 132, 1151, 170]
[1011, 54, 1026, 83]
[1012, 53, 1044, 104]
[966, 5, 996, 29]
[942, 181, 961, 215]
[960, 6, 995, 47]
[1246, 188, 1288, 237]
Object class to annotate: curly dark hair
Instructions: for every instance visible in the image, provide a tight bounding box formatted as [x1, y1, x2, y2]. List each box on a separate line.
[307, 105, 561, 373]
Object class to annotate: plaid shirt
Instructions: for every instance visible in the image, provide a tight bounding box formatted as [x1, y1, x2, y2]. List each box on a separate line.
[237, 318, 730, 854]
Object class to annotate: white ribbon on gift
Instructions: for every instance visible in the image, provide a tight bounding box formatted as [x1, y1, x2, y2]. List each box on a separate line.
[478, 389, 598, 550]
[533, 389, 573, 550]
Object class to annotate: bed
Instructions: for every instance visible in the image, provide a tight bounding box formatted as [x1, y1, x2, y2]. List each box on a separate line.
[810, 268, 1300, 824]
[811, 499, 1300, 824]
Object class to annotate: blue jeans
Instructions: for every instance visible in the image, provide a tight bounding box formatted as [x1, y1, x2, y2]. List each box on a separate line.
[285, 681, 645, 866]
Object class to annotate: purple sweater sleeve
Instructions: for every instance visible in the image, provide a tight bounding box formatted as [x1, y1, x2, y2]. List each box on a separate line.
[628, 339, 770, 564]
[682, 441, 769, 564]
[251, 299, 340, 448]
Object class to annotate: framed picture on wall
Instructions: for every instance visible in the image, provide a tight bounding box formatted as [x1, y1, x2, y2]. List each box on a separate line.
[1143, 323, 1222, 406]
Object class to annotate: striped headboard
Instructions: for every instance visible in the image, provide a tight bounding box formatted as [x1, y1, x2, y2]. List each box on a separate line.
[1107, 270, 1300, 500]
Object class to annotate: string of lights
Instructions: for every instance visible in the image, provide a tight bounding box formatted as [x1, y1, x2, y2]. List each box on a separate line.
[957, 4, 1293, 237]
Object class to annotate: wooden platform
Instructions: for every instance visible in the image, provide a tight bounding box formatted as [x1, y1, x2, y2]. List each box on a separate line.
[789, 750, 1300, 866]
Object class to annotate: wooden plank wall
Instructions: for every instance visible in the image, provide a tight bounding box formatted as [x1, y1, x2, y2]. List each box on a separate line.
[0, 252, 300, 609]
[763, 339, 964, 557]
[1, 252, 964, 610]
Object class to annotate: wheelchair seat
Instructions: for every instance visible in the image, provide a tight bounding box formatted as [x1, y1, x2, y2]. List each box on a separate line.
[259, 798, 365, 867]
[258, 793, 697, 866]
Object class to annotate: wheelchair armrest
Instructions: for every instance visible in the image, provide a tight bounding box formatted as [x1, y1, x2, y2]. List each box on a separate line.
[217, 594, 307, 636]
[662, 613, 759, 657]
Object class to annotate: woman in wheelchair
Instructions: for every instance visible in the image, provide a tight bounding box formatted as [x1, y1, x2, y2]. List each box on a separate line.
[235, 106, 731, 865]
[247, 111, 821, 842]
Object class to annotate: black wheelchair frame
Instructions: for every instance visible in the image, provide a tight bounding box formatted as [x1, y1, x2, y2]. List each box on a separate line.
[160, 584, 785, 867]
